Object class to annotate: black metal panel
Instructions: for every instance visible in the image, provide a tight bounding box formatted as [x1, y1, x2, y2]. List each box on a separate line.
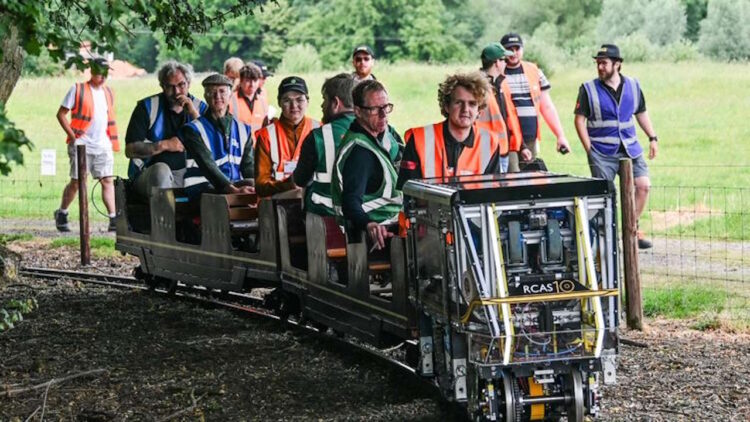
[403, 172, 614, 205]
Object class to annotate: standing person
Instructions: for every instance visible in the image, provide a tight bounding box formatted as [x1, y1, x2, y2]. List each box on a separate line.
[477, 43, 526, 172]
[54, 58, 119, 232]
[331, 80, 403, 250]
[228, 62, 268, 134]
[125, 61, 206, 199]
[252, 59, 275, 120]
[574, 44, 658, 249]
[293, 73, 357, 216]
[500, 33, 571, 169]
[398, 72, 503, 189]
[223, 57, 244, 90]
[179, 74, 254, 198]
[253, 76, 320, 197]
[351, 45, 376, 83]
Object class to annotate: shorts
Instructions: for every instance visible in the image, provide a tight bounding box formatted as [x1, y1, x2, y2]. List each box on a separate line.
[587, 147, 649, 181]
[68, 142, 114, 179]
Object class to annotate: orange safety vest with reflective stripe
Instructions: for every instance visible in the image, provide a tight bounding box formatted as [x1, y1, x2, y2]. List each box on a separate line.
[506, 61, 543, 149]
[255, 116, 320, 181]
[405, 121, 499, 179]
[228, 90, 268, 136]
[477, 77, 521, 154]
[66, 82, 120, 151]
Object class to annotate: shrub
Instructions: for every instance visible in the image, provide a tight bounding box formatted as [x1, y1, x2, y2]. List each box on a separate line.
[277, 44, 322, 74]
[614, 32, 653, 62]
[642, 0, 687, 46]
[699, 0, 750, 61]
[661, 39, 701, 62]
[522, 24, 568, 77]
[598, 0, 687, 46]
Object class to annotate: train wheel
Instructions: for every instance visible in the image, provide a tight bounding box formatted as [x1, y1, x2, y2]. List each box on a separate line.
[501, 370, 519, 422]
[564, 371, 584, 422]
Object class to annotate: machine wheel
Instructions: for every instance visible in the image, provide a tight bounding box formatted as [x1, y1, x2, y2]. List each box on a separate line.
[564, 371, 584, 422]
[508, 221, 523, 264]
[501, 370, 518, 422]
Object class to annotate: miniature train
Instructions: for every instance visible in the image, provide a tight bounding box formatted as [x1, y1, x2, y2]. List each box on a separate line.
[115, 171, 620, 421]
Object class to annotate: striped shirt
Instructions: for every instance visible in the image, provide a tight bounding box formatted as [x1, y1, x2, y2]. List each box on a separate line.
[504, 65, 551, 142]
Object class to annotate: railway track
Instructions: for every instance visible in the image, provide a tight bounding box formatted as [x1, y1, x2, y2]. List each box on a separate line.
[18, 266, 420, 379]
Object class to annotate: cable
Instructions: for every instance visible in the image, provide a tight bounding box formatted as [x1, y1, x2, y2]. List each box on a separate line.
[90, 178, 110, 218]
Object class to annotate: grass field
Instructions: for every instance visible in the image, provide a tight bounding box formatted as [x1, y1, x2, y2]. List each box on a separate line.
[3, 61, 750, 238]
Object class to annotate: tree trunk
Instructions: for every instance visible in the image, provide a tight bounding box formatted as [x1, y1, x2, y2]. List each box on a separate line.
[0, 22, 25, 104]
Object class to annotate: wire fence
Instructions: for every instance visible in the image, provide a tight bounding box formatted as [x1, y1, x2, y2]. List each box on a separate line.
[1, 159, 748, 318]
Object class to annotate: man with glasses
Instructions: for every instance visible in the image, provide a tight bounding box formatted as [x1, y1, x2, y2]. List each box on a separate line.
[54, 58, 120, 232]
[351, 45, 376, 83]
[125, 61, 206, 200]
[500, 33, 570, 169]
[253, 76, 320, 197]
[397, 72, 503, 189]
[331, 80, 403, 251]
[179, 74, 254, 198]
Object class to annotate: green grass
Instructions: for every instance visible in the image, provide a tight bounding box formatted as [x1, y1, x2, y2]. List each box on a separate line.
[49, 236, 117, 258]
[643, 285, 726, 319]
[3, 61, 750, 238]
[0, 233, 33, 245]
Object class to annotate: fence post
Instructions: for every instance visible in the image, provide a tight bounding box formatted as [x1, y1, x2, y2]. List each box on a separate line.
[618, 158, 643, 330]
[77, 144, 90, 266]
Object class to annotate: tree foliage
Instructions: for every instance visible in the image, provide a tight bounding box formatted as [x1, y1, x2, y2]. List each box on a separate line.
[699, 0, 750, 61]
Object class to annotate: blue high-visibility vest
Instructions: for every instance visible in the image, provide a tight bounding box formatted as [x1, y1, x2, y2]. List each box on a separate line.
[583, 77, 643, 157]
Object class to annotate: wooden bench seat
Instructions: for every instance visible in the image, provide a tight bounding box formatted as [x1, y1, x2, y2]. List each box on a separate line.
[368, 262, 391, 272]
[327, 248, 347, 259]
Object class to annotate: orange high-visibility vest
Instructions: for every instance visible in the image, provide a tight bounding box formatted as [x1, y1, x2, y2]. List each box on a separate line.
[506, 61, 543, 149]
[405, 121, 499, 179]
[66, 82, 120, 152]
[477, 77, 521, 154]
[229, 90, 268, 135]
[255, 116, 320, 181]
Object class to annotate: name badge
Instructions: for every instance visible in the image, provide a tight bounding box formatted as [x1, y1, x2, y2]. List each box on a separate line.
[283, 160, 298, 174]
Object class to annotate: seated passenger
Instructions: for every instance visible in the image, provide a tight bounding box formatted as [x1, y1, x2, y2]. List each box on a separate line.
[254, 76, 320, 197]
[125, 61, 206, 199]
[178, 73, 254, 198]
[331, 80, 404, 250]
[293, 73, 356, 216]
[397, 72, 503, 190]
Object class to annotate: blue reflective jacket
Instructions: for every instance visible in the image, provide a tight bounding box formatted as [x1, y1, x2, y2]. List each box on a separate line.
[583, 77, 643, 157]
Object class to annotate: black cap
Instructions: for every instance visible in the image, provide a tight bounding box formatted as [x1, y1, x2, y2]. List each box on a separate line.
[593, 44, 623, 61]
[202, 73, 233, 88]
[352, 45, 375, 58]
[278, 76, 308, 97]
[500, 33, 523, 49]
[252, 60, 273, 78]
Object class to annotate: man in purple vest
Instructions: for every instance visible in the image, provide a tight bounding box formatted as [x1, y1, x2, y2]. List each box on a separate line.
[574, 44, 659, 249]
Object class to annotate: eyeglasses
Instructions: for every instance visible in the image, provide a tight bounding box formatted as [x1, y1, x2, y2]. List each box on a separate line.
[358, 103, 393, 116]
[207, 88, 229, 98]
[281, 97, 308, 107]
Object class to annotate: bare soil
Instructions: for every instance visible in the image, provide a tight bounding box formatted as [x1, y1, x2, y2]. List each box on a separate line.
[2, 239, 749, 421]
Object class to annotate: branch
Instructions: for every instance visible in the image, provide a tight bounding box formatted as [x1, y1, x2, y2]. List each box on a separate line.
[3, 368, 107, 397]
[157, 388, 207, 422]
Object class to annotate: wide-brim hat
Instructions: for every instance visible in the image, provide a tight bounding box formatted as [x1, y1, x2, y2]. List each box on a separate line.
[593, 44, 623, 61]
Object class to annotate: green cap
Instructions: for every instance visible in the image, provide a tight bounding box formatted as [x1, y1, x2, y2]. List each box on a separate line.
[481, 43, 513, 62]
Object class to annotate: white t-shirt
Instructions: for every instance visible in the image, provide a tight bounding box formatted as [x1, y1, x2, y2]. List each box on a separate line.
[61, 84, 111, 153]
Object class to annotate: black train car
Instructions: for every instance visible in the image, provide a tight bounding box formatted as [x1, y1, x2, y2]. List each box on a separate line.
[402, 172, 620, 421]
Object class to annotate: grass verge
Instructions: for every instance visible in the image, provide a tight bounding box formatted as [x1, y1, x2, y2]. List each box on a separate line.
[49, 236, 117, 258]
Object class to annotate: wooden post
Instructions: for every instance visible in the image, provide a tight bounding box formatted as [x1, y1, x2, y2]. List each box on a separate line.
[618, 158, 643, 330]
[77, 144, 90, 266]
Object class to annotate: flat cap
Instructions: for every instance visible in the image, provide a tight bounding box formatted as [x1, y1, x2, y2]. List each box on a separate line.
[202, 73, 233, 88]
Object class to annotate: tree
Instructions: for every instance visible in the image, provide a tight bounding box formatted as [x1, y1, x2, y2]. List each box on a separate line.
[699, 0, 750, 61]
[0, 0, 268, 175]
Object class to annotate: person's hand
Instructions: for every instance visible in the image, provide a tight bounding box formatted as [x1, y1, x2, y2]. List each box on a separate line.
[366, 221, 393, 251]
[176, 94, 200, 119]
[649, 139, 658, 160]
[225, 184, 255, 194]
[520, 148, 533, 162]
[158, 137, 184, 153]
[556, 136, 571, 155]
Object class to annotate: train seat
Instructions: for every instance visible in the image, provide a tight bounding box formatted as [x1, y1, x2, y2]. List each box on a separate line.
[225, 193, 259, 234]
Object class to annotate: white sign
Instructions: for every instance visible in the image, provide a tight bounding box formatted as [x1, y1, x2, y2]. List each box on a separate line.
[41, 149, 56, 176]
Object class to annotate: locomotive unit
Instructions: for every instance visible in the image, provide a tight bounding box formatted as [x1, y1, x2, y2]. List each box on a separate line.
[115, 171, 620, 421]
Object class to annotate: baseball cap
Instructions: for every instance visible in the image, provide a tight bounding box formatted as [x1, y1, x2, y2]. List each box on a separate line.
[252, 59, 273, 78]
[202, 73, 234, 88]
[352, 45, 375, 58]
[593, 44, 623, 61]
[481, 43, 514, 62]
[500, 33, 523, 49]
[278, 76, 308, 97]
